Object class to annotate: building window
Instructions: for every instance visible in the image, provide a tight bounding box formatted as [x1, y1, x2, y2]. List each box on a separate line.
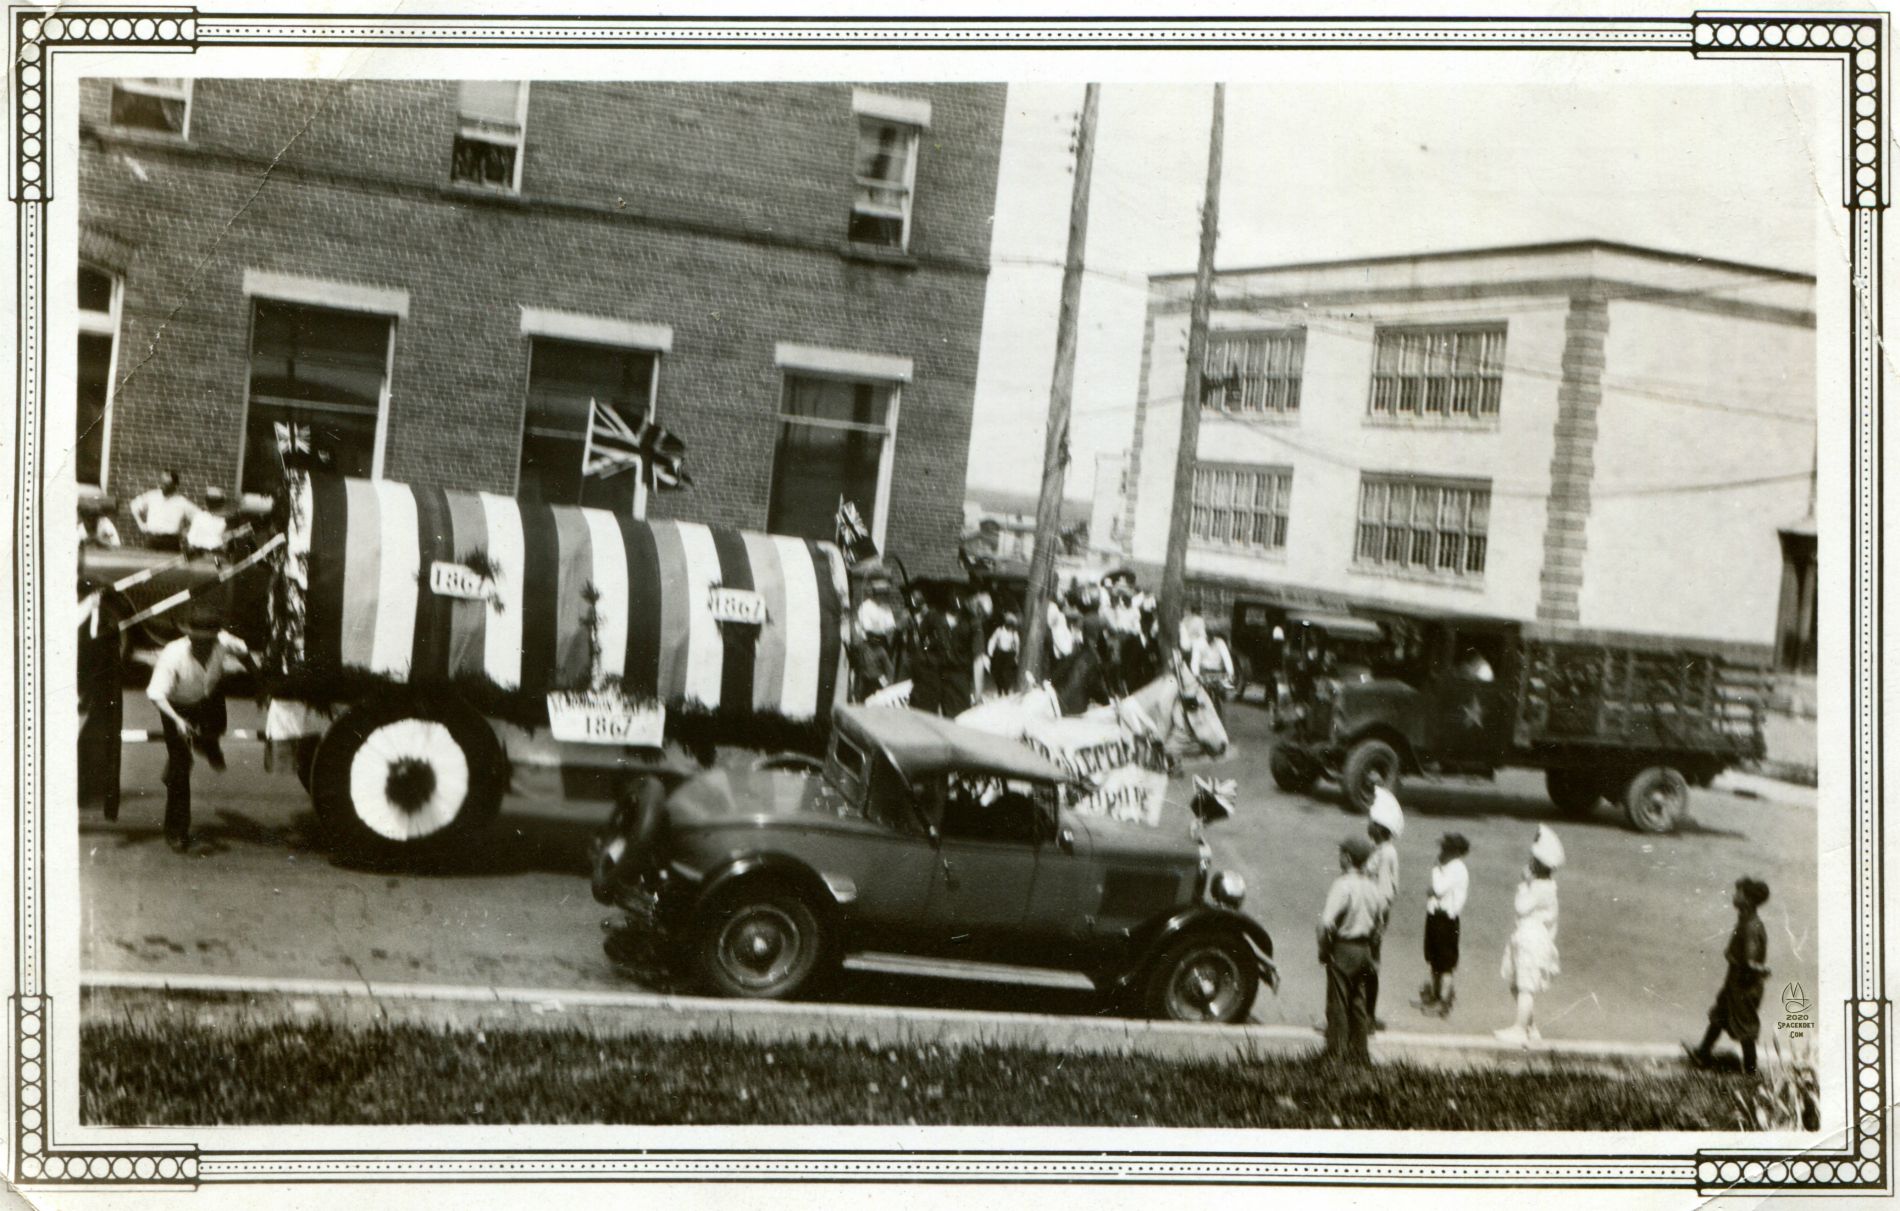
[451, 81, 527, 191]
[241, 299, 393, 494]
[1354, 475, 1490, 579]
[768, 375, 896, 543]
[1203, 330, 1304, 415]
[109, 78, 191, 136]
[1191, 465, 1291, 552]
[1368, 326, 1505, 419]
[849, 116, 919, 250]
[519, 337, 658, 513]
[76, 265, 121, 487]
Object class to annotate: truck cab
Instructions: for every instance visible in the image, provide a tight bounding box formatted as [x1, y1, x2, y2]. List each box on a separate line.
[1267, 611, 1522, 811]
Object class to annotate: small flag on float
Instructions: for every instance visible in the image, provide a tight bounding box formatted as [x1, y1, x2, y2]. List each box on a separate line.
[586, 398, 692, 490]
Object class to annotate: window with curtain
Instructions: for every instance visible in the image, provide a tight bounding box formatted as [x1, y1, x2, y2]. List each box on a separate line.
[1368, 325, 1506, 420]
[1354, 474, 1491, 579]
[109, 78, 190, 135]
[451, 81, 527, 191]
[1190, 465, 1292, 552]
[241, 299, 392, 494]
[849, 117, 918, 250]
[1203, 330, 1305, 415]
[518, 337, 656, 512]
[76, 265, 121, 487]
[768, 375, 894, 542]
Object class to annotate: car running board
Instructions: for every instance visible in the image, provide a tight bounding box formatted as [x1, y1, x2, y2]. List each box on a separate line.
[844, 952, 1098, 991]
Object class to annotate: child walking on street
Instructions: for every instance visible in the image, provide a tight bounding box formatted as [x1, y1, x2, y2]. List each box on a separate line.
[1496, 825, 1564, 1045]
[1415, 833, 1471, 1017]
[1687, 877, 1772, 1074]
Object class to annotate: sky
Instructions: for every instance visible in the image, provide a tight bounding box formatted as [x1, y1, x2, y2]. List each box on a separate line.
[968, 57, 1831, 503]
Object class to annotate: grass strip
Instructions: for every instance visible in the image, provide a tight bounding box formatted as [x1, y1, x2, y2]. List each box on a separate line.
[82, 1016, 1760, 1130]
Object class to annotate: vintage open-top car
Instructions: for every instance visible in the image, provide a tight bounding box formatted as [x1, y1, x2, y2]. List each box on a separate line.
[594, 705, 1276, 1023]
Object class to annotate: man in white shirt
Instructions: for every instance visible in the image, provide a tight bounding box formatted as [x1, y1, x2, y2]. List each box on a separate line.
[129, 470, 200, 552]
[147, 609, 255, 852]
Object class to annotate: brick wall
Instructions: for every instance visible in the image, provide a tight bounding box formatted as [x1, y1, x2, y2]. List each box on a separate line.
[77, 79, 1005, 576]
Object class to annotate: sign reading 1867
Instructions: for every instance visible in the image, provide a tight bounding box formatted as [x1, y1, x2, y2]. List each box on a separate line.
[547, 689, 666, 747]
[429, 562, 492, 600]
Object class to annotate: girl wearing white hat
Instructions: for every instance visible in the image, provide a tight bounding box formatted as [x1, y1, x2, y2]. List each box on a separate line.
[1496, 824, 1565, 1045]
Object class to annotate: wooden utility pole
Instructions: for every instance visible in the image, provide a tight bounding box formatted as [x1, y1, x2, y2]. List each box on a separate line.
[1019, 83, 1101, 687]
[1157, 83, 1225, 649]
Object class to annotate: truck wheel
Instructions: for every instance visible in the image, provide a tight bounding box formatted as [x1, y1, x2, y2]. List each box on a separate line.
[1143, 931, 1259, 1024]
[1269, 745, 1321, 794]
[310, 695, 505, 863]
[1622, 766, 1688, 834]
[1545, 768, 1603, 818]
[1341, 738, 1402, 813]
[695, 881, 832, 1000]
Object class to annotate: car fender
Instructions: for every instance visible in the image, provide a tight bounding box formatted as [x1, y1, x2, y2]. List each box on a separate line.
[693, 853, 852, 924]
[1114, 906, 1277, 992]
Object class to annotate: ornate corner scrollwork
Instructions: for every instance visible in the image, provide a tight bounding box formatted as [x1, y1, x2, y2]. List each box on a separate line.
[1693, 13, 1884, 210]
[11, 9, 198, 203]
[12, 997, 197, 1186]
[1695, 1000, 1888, 1192]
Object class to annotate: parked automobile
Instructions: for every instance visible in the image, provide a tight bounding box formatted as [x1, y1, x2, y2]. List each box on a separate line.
[1266, 610, 1770, 833]
[593, 704, 1276, 1022]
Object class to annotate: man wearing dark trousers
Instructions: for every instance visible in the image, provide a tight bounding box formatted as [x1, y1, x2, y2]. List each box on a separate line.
[146, 608, 255, 853]
[1319, 834, 1384, 1064]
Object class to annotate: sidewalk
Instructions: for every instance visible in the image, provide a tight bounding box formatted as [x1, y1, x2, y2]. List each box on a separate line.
[85, 971, 1695, 1076]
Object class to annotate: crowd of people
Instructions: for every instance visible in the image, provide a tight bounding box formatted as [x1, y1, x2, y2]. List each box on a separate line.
[79, 468, 258, 557]
[1318, 788, 1773, 1071]
[846, 564, 1240, 718]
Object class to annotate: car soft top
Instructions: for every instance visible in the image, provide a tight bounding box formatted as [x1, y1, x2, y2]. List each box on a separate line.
[835, 704, 1075, 786]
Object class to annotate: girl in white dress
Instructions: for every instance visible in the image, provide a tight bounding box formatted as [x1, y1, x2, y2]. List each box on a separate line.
[1496, 825, 1565, 1044]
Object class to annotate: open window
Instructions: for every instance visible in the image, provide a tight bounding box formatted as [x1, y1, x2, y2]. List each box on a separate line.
[109, 78, 190, 136]
[451, 81, 527, 192]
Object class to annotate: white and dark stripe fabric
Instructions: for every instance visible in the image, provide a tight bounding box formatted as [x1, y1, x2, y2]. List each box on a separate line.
[287, 473, 848, 720]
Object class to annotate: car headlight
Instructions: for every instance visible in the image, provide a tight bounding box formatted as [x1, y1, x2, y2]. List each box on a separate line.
[1211, 870, 1246, 908]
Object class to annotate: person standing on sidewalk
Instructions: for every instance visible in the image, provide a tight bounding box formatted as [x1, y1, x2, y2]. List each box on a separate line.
[146, 608, 256, 853]
[1365, 786, 1405, 1029]
[1687, 877, 1772, 1074]
[1415, 833, 1471, 1017]
[1496, 825, 1565, 1045]
[1318, 834, 1383, 1064]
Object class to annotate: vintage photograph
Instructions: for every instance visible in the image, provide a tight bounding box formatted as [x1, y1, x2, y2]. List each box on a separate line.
[11, 4, 1882, 1202]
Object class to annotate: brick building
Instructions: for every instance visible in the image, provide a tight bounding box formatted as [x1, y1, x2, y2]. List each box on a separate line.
[75, 79, 1006, 575]
[1117, 241, 1817, 665]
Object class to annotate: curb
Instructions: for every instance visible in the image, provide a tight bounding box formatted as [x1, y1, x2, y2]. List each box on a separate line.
[83, 971, 1690, 1073]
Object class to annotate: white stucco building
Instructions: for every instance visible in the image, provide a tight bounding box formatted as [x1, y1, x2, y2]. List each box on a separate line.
[1119, 240, 1816, 664]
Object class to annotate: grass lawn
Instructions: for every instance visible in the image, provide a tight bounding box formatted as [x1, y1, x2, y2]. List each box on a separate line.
[82, 1015, 1766, 1130]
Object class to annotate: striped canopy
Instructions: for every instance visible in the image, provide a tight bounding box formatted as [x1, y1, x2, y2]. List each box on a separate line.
[285, 474, 847, 720]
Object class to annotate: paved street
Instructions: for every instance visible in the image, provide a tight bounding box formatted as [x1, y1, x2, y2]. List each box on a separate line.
[82, 694, 1818, 1046]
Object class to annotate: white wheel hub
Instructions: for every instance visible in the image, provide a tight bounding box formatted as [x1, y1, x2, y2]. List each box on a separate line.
[348, 718, 471, 841]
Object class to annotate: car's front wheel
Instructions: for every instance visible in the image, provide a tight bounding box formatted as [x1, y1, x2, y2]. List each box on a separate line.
[695, 882, 833, 1000]
[1143, 932, 1259, 1024]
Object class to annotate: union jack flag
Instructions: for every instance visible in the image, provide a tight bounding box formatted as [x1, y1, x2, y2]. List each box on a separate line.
[835, 498, 879, 565]
[586, 399, 692, 491]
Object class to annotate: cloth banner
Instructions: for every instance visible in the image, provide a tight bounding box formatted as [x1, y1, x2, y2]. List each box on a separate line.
[284, 472, 848, 720]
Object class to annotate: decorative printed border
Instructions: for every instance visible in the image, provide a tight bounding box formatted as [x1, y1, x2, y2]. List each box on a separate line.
[6, 6, 1886, 1193]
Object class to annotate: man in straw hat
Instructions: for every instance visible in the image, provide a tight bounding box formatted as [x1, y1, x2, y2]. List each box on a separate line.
[146, 605, 256, 853]
[1365, 785, 1405, 1028]
[1319, 834, 1384, 1064]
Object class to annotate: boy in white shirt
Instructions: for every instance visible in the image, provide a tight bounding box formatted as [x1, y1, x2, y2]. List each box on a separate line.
[1417, 832, 1472, 1017]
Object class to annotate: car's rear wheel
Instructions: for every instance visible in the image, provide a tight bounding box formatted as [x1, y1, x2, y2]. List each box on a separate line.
[1143, 932, 1259, 1024]
[695, 881, 832, 1000]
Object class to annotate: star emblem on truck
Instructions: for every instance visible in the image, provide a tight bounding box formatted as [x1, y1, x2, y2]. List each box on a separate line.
[1461, 698, 1484, 728]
